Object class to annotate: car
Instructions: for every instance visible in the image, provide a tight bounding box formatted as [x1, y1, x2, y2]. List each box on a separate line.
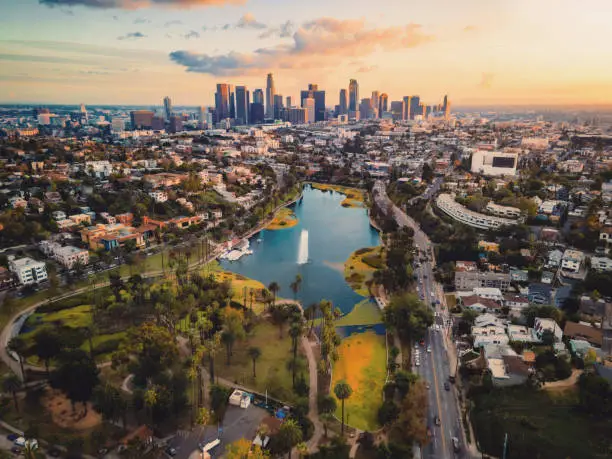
[7, 434, 18, 442]
[419, 339, 425, 346]
[451, 437, 461, 452]
[426, 382, 430, 389]
[444, 382, 450, 391]
[434, 415, 441, 426]
[165, 447, 177, 457]
[427, 346, 432, 353]
[415, 360, 420, 367]
[10, 447, 21, 455]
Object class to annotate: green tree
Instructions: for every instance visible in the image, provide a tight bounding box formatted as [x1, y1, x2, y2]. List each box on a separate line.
[383, 293, 434, 342]
[2, 373, 22, 411]
[33, 327, 62, 377]
[273, 418, 303, 458]
[248, 346, 262, 379]
[52, 349, 100, 414]
[290, 274, 302, 300]
[268, 281, 280, 307]
[269, 303, 289, 339]
[334, 380, 353, 436]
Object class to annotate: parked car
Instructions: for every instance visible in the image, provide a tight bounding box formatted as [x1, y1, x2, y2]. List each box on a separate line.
[165, 447, 177, 457]
[444, 382, 450, 391]
[6, 434, 18, 442]
[434, 415, 441, 426]
[451, 437, 461, 452]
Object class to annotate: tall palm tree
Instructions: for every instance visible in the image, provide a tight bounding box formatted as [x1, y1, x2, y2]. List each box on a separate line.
[268, 281, 280, 307]
[304, 303, 318, 335]
[334, 380, 353, 436]
[289, 321, 304, 388]
[2, 374, 21, 411]
[7, 337, 27, 384]
[289, 274, 302, 300]
[248, 347, 261, 379]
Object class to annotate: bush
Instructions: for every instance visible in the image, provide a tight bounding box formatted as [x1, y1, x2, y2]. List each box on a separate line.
[355, 248, 371, 256]
[38, 296, 89, 313]
[91, 338, 124, 357]
[362, 254, 384, 269]
[378, 399, 399, 426]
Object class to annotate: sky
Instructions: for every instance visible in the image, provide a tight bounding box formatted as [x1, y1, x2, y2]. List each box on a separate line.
[0, 0, 611, 107]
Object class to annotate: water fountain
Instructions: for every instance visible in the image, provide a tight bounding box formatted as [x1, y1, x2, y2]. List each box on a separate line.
[297, 229, 309, 264]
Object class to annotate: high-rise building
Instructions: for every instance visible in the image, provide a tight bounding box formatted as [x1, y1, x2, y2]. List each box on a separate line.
[235, 86, 250, 125]
[313, 90, 325, 122]
[359, 98, 372, 120]
[253, 89, 264, 105]
[286, 96, 292, 108]
[169, 115, 183, 133]
[287, 107, 307, 124]
[379, 93, 388, 115]
[163, 96, 172, 121]
[228, 85, 236, 120]
[339, 89, 348, 115]
[273, 94, 284, 120]
[151, 115, 165, 130]
[265, 73, 275, 119]
[390, 101, 405, 122]
[304, 97, 315, 123]
[250, 103, 264, 124]
[215, 84, 230, 122]
[443, 94, 451, 120]
[130, 110, 154, 129]
[402, 96, 411, 121]
[409, 96, 420, 120]
[348, 79, 359, 112]
[111, 117, 125, 133]
[197, 106, 206, 129]
[371, 91, 380, 119]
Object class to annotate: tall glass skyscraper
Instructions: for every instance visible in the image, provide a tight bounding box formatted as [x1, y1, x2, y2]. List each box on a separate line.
[235, 86, 250, 125]
[265, 73, 275, 119]
[339, 89, 348, 115]
[349, 79, 359, 112]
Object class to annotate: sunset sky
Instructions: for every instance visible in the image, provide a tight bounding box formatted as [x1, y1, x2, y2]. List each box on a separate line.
[1, 0, 611, 107]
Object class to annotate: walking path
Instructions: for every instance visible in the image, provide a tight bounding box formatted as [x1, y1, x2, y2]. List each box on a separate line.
[543, 369, 583, 391]
[301, 336, 324, 453]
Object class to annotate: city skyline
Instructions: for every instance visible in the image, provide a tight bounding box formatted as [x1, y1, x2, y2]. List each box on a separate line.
[1, 0, 612, 106]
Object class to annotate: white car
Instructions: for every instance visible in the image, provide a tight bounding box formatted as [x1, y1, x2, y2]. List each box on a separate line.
[427, 347, 432, 353]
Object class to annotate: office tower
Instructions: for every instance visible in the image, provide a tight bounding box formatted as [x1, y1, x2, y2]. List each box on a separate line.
[402, 96, 411, 121]
[253, 89, 264, 105]
[286, 96, 292, 108]
[313, 90, 325, 121]
[235, 86, 250, 125]
[443, 95, 451, 120]
[359, 98, 373, 120]
[390, 101, 404, 121]
[273, 94, 284, 120]
[151, 115, 165, 130]
[379, 93, 388, 115]
[288, 107, 307, 124]
[409, 96, 420, 120]
[348, 79, 359, 112]
[215, 84, 230, 122]
[250, 102, 264, 124]
[111, 117, 125, 133]
[196, 106, 206, 128]
[265, 73, 275, 119]
[163, 96, 172, 121]
[420, 103, 426, 118]
[371, 91, 380, 119]
[303, 97, 315, 123]
[339, 89, 348, 115]
[130, 110, 154, 129]
[229, 85, 236, 119]
[169, 115, 183, 133]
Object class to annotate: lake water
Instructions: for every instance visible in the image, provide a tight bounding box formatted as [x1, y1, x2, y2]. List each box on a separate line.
[220, 186, 380, 315]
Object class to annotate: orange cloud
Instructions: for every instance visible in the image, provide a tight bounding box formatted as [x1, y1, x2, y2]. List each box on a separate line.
[39, 0, 244, 9]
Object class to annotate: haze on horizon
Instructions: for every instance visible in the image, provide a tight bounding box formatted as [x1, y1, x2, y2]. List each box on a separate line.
[0, 0, 611, 107]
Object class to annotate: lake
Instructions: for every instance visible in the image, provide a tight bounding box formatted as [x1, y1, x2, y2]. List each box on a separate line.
[220, 186, 380, 315]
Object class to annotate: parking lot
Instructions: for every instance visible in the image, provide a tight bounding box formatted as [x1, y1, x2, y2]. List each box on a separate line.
[168, 405, 269, 459]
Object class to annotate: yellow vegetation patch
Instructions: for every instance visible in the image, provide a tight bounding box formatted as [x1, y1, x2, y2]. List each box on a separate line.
[212, 271, 268, 314]
[344, 247, 384, 296]
[310, 183, 366, 208]
[332, 331, 386, 431]
[267, 208, 299, 230]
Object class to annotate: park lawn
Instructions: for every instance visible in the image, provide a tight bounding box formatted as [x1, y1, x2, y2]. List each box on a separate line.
[212, 271, 269, 314]
[215, 321, 306, 404]
[344, 247, 383, 297]
[472, 386, 612, 459]
[267, 208, 299, 230]
[310, 183, 366, 208]
[336, 299, 383, 327]
[332, 330, 386, 431]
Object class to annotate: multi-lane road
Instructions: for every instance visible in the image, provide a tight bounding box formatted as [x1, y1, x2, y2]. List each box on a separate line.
[374, 179, 467, 459]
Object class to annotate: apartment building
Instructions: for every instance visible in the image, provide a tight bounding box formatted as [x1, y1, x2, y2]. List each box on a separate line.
[9, 257, 48, 285]
[455, 269, 511, 292]
[561, 249, 585, 274]
[149, 191, 168, 203]
[485, 201, 522, 218]
[40, 241, 89, 269]
[437, 194, 518, 230]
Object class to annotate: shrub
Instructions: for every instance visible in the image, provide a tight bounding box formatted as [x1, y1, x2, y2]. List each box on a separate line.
[363, 254, 384, 269]
[355, 248, 371, 256]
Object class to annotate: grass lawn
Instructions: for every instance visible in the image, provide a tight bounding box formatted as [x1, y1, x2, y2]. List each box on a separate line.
[336, 299, 383, 327]
[332, 330, 386, 431]
[215, 320, 306, 404]
[472, 386, 612, 459]
[310, 183, 366, 208]
[344, 247, 383, 297]
[212, 271, 268, 314]
[266, 208, 299, 230]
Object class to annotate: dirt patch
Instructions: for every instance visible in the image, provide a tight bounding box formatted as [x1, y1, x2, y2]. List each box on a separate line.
[41, 388, 102, 431]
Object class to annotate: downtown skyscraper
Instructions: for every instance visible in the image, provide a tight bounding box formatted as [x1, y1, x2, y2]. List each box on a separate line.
[339, 89, 348, 115]
[348, 79, 359, 113]
[214, 84, 230, 123]
[235, 86, 250, 125]
[265, 73, 275, 119]
[379, 93, 388, 115]
[163, 96, 172, 121]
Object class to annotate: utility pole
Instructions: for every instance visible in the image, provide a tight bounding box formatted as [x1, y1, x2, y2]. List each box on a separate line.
[502, 432, 508, 459]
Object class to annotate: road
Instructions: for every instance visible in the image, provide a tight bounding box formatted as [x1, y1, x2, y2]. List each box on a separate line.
[374, 179, 466, 459]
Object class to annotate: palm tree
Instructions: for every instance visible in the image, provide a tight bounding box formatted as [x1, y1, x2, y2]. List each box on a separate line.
[289, 274, 302, 300]
[334, 380, 353, 436]
[296, 442, 308, 458]
[269, 304, 288, 339]
[320, 412, 334, 438]
[268, 281, 280, 307]
[304, 303, 318, 336]
[289, 321, 304, 387]
[237, 342, 258, 379]
[2, 374, 21, 411]
[7, 337, 27, 384]
[277, 418, 303, 459]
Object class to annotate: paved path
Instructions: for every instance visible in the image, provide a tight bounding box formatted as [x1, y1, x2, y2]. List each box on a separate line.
[301, 336, 324, 453]
[543, 369, 583, 391]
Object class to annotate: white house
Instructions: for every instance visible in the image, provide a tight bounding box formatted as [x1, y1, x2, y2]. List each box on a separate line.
[9, 257, 48, 285]
[473, 287, 504, 302]
[533, 318, 563, 343]
[149, 191, 168, 203]
[591, 256, 612, 272]
[40, 241, 89, 269]
[561, 249, 585, 274]
[473, 325, 509, 348]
